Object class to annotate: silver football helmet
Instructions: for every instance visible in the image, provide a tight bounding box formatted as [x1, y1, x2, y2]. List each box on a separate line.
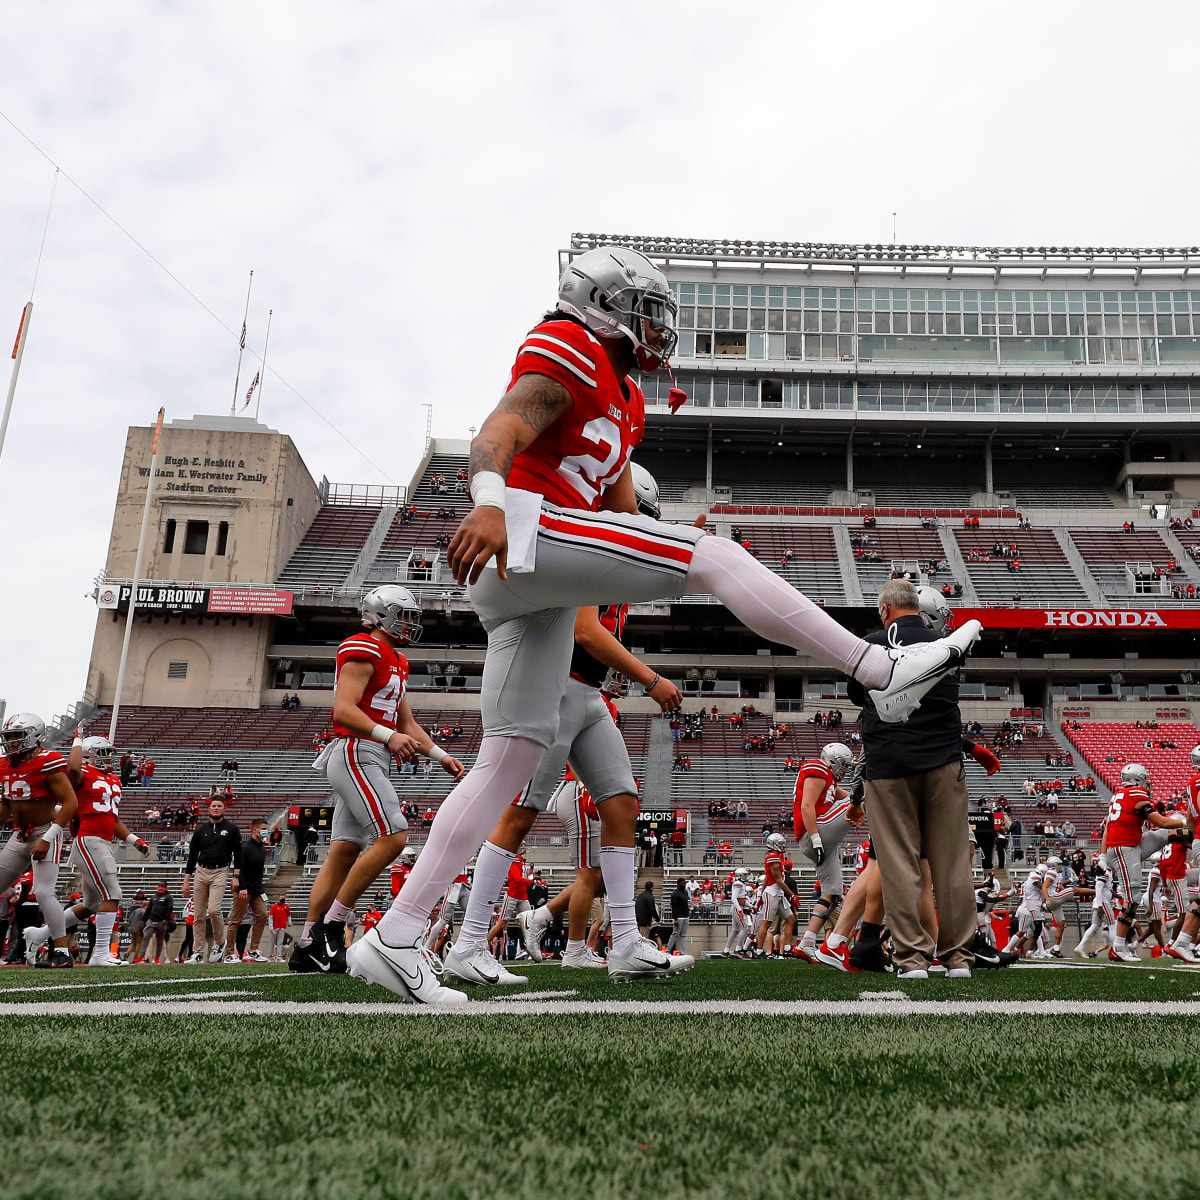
[557, 246, 678, 371]
[630, 462, 661, 520]
[1191, 744, 1200, 769]
[734, 867, 749, 879]
[361, 585, 422, 644]
[765, 832, 787, 854]
[81, 735, 116, 770]
[915, 584, 954, 635]
[1120, 763, 1150, 789]
[819, 742, 855, 782]
[399, 846, 418, 866]
[1044, 856, 1062, 873]
[1, 712, 45, 761]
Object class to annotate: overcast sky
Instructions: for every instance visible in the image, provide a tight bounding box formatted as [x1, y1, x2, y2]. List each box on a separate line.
[2, 0, 1200, 721]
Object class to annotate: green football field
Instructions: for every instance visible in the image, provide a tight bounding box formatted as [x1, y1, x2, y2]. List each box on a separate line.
[5, 958, 1200, 1200]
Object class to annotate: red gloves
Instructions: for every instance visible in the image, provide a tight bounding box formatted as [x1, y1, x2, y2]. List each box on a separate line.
[970, 744, 1002, 775]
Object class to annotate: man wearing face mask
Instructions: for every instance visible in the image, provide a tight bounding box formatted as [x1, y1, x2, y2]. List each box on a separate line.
[845, 580, 977, 980]
[141, 882, 175, 964]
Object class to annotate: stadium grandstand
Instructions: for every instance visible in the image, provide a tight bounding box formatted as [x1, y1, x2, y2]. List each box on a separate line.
[44, 235, 1200, 954]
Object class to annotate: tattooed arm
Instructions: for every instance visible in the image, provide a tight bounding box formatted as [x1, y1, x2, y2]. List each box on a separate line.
[448, 373, 573, 585]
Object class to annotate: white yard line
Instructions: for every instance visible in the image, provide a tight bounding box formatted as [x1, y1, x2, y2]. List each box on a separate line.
[0, 973, 277, 995]
[5, 999, 1200, 1018]
[137, 990, 259, 1001]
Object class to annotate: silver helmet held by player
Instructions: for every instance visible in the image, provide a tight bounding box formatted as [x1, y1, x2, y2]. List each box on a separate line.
[915, 584, 954, 635]
[557, 246, 678, 372]
[630, 462, 661, 520]
[1, 712, 45, 760]
[361, 585, 422, 644]
[1120, 762, 1150, 789]
[1191, 744, 1200, 769]
[81, 735, 116, 770]
[399, 846, 418, 866]
[765, 832, 787, 854]
[819, 742, 855, 782]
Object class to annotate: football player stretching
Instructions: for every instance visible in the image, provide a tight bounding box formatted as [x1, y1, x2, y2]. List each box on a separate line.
[351, 246, 980, 1003]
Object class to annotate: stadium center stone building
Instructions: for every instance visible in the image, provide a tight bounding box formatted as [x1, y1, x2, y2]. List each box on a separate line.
[77, 234, 1200, 934]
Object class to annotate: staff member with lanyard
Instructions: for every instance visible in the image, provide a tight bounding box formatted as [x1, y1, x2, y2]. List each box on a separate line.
[181, 799, 241, 964]
[846, 581, 979, 980]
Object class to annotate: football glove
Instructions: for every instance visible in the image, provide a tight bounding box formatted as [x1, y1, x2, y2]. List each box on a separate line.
[969, 744, 1002, 775]
[810, 830, 825, 867]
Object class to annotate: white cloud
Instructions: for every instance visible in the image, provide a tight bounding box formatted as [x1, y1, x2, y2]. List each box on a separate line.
[1, 0, 1198, 718]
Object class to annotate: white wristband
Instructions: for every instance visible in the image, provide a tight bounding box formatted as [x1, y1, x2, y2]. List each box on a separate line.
[41, 824, 64, 846]
[470, 471, 507, 511]
[427, 745, 448, 764]
[125, 833, 142, 846]
[371, 724, 393, 744]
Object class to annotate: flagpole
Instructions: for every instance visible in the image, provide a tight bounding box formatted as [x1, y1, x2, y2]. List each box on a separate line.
[109, 408, 165, 743]
[255, 308, 272, 421]
[0, 302, 33, 466]
[230, 269, 254, 416]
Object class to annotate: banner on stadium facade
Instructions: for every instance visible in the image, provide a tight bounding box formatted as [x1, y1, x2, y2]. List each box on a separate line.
[100, 584, 294, 615]
[955, 608, 1200, 630]
[207, 587, 293, 615]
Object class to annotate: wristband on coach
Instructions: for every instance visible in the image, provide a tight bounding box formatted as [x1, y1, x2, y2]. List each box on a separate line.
[370, 724, 393, 744]
[469, 471, 507, 511]
[427, 745, 448, 764]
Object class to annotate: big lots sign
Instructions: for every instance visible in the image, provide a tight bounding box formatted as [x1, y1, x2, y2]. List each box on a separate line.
[955, 608, 1200, 630]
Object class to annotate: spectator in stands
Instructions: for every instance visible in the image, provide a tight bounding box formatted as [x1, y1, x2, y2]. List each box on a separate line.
[780, 549, 794, 566]
[736, 800, 748, 821]
[669, 716, 681, 743]
[863, 514, 877, 528]
[290, 694, 301, 709]
[119, 752, 134, 789]
[704, 838, 717, 865]
[672, 754, 685, 772]
[280, 693, 292, 709]
[145, 806, 162, 827]
[1061, 819, 1075, 841]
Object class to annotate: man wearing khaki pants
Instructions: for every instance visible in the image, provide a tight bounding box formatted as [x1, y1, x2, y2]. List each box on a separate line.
[846, 581, 977, 980]
[181, 799, 242, 964]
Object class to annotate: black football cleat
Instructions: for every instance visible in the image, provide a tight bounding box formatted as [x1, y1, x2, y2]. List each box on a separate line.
[288, 939, 325, 974]
[35, 949, 74, 969]
[849, 939, 893, 974]
[321, 921, 348, 974]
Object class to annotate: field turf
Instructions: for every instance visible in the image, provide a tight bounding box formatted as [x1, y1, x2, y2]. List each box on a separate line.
[4, 959, 1200, 1200]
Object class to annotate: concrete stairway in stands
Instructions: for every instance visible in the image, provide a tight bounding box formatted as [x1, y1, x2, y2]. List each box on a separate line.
[1161, 527, 1200, 588]
[938, 527, 979, 605]
[643, 717, 674, 809]
[1053, 529, 1103, 605]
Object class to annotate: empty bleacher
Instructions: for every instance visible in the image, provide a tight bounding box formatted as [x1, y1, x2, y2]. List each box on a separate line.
[276, 504, 382, 590]
[1069, 527, 1180, 595]
[952, 527, 1090, 605]
[726, 525, 846, 604]
[851, 524, 948, 595]
[866, 483, 976, 507]
[411, 453, 469, 504]
[365, 510, 460, 584]
[1010, 486, 1117, 508]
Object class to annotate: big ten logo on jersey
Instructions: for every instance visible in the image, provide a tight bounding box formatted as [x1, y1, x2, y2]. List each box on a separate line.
[607, 403, 623, 421]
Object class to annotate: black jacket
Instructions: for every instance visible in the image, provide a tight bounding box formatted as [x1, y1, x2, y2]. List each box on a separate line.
[185, 819, 242, 873]
[144, 892, 175, 923]
[237, 838, 266, 895]
[846, 614, 963, 781]
[634, 889, 659, 927]
[670, 888, 690, 919]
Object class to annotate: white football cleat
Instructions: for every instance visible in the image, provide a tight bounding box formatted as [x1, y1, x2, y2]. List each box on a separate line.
[1165, 943, 1199, 963]
[606, 937, 694, 982]
[24, 926, 50, 966]
[444, 943, 527, 986]
[896, 968, 929, 980]
[87, 954, 129, 967]
[516, 908, 545, 963]
[346, 928, 468, 1004]
[869, 620, 982, 724]
[561, 946, 607, 969]
[1108, 945, 1140, 964]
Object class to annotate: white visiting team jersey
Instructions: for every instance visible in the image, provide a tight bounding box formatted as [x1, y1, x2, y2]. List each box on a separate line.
[1092, 868, 1113, 907]
[1021, 873, 1045, 914]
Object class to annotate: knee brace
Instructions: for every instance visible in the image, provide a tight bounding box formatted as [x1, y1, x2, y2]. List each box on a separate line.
[1120, 902, 1139, 927]
[1189, 900, 1200, 920]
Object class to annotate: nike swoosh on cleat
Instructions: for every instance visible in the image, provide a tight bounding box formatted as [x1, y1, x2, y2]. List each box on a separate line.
[313, 959, 333, 973]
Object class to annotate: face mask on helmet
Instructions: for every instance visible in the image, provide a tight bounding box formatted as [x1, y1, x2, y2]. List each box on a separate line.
[915, 585, 954, 635]
[361, 585, 423, 644]
[1, 713, 45, 761]
[1191, 745, 1200, 770]
[557, 247, 679, 373]
[630, 463, 661, 520]
[83, 737, 116, 769]
[819, 742, 854, 781]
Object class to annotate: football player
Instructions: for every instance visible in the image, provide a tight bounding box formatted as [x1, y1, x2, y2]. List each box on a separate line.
[1165, 746, 1200, 961]
[548, 770, 607, 968]
[721, 867, 753, 957]
[755, 833, 794, 956]
[973, 871, 1007, 946]
[1040, 857, 1086, 958]
[290, 586, 465, 977]
[24, 734, 149, 967]
[355, 246, 981, 1002]
[1100, 763, 1187, 963]
[1003, 865, 1048, 957]
[1076, 854, 1117, 958]
[390, 845, 418, 897]
[793, 742, 861, 961]
[0, 713, 78, 968]
[440, 466, 693, 988]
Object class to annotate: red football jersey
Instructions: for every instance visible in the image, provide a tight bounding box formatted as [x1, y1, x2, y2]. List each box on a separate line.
[1105, 786, 1153, 847]
[1187, 773, 1200, 825]
[1159, 840, 1188, 880]
[794, 759, 839, 821]
[855, 842, 871, 875]
[764, 850, 786, 884]
[332, 632, 410, 737]
[505, 319, 645, 510]
[73, 763, 122, 840]
[506, 857, 530, 900]
[0, 748, 67, 805]
[390, 862, 412, 898]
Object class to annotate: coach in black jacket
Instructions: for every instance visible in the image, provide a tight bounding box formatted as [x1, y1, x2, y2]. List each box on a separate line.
[221, 818, 270, 962]
[846, 580, 975, 979]
[182, 799, 241, 963]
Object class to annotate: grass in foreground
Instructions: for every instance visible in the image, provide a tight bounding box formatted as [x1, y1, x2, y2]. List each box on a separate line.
[3, 960, 1200, 1200]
